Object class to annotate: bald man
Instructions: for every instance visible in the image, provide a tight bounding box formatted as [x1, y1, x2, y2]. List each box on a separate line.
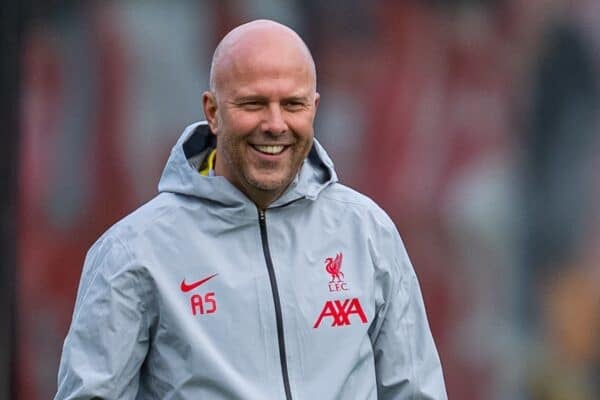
[56, 20, 447, 399]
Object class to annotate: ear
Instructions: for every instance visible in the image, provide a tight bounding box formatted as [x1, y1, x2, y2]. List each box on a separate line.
[313, 92, 320, 112]
[202, 91, 219, 134]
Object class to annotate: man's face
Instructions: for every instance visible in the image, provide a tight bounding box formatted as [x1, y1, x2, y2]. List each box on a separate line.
[203, 36, 319, 208]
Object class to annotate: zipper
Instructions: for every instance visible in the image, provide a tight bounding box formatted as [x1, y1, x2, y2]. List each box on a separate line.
[258, 209, 293, 400]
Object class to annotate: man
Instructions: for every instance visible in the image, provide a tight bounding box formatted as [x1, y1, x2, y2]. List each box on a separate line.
[56, 20, 446, 399]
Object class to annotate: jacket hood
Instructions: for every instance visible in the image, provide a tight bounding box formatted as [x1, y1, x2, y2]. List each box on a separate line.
[158, 121, 338, 208]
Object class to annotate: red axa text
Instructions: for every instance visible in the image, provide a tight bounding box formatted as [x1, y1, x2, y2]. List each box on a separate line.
[190, 292, 217, 316]
[313, 298, 368, 328]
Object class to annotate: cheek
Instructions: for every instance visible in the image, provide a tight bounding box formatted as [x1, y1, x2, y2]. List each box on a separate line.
[226, 109, 260, 130]
[221, 134, 244, 156]
[288, 112, 316, 134]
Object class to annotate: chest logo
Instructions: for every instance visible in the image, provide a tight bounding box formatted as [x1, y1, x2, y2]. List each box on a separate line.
[313, 298, 368, 328]
[325, 252, 348, 292]
[180, 273, 218, 316]
[181, 273, 219, 293]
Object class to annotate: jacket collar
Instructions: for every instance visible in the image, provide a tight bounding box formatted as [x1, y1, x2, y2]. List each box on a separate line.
[158, 121, 338, 210]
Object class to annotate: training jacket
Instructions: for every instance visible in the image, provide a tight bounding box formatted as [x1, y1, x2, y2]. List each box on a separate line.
[56, 122, 447, 400]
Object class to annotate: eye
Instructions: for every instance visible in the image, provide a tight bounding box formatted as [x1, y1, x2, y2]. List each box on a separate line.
[239, 101, 264, 111]
[283, 101, 306, 111]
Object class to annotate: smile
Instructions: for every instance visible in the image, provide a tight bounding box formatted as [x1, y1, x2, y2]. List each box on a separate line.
[252, 144, 286, 155]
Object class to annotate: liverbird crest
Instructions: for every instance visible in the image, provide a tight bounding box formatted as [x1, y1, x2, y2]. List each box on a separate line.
[325, 252, 344, 283]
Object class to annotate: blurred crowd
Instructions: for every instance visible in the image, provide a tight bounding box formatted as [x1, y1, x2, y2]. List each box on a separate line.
[17, 1, 600, 399]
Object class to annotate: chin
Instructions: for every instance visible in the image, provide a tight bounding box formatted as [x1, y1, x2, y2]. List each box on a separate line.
[247, 174, 291, 193]
[253, 181, 288, 192]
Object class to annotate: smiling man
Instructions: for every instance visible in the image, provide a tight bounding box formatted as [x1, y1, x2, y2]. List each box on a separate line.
[55, 20, 447, 399]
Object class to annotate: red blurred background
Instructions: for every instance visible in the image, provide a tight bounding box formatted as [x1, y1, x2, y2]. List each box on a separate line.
[9, 1, 600, 399]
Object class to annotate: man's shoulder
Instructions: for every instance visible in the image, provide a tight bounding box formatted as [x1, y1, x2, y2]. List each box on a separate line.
[320, 182, 375, 207]
[319, 183, 396, 229]
[98, 192, 183, 246]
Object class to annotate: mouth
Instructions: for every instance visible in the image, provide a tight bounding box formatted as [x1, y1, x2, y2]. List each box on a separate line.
[251, 144, 287, 155]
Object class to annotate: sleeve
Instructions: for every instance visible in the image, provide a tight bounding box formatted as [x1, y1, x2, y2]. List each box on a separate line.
[369, 221, 447, 400]
[55, 234, 152, 400]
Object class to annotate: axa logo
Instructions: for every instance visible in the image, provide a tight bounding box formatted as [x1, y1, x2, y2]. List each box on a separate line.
[325, 252, 348, 292]
[313, 298, 368, 328]
[180, 273, 218, 316]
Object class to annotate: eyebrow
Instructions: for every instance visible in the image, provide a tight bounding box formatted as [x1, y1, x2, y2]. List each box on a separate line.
[233, 95, 268, 103]
[282, 96, 310, 103]
[233, 95, 310, 103]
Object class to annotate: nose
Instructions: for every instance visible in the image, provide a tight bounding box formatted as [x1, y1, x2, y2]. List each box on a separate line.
[261, 103, 288, 135]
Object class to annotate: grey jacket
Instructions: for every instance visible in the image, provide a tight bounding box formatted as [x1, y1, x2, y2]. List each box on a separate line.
[56, 122, 447, 399]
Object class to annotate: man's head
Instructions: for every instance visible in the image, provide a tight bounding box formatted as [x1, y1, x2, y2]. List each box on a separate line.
[202, 20, 319, 209]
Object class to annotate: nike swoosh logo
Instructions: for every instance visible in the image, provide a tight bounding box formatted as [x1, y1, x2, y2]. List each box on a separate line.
[180, 273, 219, 293]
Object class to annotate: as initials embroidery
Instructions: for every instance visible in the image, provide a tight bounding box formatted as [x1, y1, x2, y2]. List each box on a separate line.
[180, 274, 218, 316]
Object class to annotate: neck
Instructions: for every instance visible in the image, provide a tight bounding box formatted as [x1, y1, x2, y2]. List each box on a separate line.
[249, 188, 288, 211]
[212, 153, 291, 210]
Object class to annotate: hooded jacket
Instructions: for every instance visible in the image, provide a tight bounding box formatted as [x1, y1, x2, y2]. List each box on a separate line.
[56, 122, 447, 399]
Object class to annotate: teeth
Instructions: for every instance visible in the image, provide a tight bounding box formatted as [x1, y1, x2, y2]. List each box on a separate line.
[254, 145, 285, 155]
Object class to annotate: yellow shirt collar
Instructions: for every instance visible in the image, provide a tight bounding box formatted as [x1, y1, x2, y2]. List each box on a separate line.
[199, 149, 216, 176]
